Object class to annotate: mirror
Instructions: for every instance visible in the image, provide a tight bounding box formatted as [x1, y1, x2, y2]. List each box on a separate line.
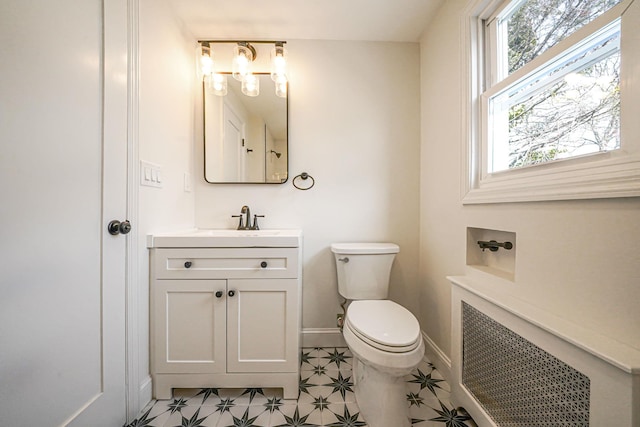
[204, 73, 288, 183]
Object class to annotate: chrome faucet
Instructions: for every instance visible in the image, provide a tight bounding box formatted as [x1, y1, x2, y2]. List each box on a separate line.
[231, 205, 263, 230]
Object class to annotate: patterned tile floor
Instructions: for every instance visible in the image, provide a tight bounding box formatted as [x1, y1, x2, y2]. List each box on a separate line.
[128, 347, 476, 427]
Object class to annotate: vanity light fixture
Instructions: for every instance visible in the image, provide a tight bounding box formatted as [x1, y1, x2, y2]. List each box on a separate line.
[197, 40, 288, 98]
[241, 73, 260, 97]
[275, 75, 287, 98]
[197, 41, 228, 96]
[196, 41, 214, 80]
[232, 42, 256, 82]
[270, 42, 287, 81]
[206, 73, 228, 96]
[270, 42, 288, 98]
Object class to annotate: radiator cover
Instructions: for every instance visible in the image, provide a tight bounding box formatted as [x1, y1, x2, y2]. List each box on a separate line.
[462, 302, 590, 426]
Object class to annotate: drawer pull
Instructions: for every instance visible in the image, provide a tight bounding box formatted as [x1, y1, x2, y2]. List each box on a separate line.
[184, 261, 192, 269]
[228, 290, 236, 297]
[260, 261, 268, 268]
[215, 291, 223, 298]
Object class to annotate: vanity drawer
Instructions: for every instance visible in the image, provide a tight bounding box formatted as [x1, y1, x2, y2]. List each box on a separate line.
[152, 248, 299, 279]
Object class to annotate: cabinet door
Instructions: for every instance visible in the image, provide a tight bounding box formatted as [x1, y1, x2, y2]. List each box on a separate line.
[227, 279, 298, 373]
[153, 280, 226, 373]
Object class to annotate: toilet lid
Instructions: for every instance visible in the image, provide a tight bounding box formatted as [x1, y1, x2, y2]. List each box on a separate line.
[331, 243, 399, 254]
[346, 300, 421, 353]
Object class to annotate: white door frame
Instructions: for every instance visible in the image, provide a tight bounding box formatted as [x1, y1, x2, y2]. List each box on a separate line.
[124, 0, 145, 421]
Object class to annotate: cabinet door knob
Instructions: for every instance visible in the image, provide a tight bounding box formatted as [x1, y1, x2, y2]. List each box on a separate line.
[184, 261, 192, 268]
[228, 290, 235, 297]
[260, 261, 268, 268]
[215, 291, 223, 298]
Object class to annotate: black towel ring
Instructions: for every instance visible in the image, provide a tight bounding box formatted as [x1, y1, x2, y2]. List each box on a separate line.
[292, 172, 315, 190]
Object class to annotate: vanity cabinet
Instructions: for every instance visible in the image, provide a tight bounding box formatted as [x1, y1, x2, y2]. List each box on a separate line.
[148, 243, 301, 400]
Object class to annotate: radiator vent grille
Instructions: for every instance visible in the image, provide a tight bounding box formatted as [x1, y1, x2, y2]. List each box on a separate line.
[462, 302, 590, 426]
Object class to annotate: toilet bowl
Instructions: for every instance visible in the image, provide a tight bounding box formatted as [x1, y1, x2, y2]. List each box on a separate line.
[343, 300, 424, 427]
[331, 243, 424, 427]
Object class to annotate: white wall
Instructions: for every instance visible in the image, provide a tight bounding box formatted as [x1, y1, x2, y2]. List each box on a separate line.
[419, 0, 640, 363]
[195, 40, 422, 332]
[138, 0, 196, 399]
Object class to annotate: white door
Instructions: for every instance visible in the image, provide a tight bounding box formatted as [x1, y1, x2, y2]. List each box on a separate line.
[0, 0, 128, 425]
[222, 103, 246, 181]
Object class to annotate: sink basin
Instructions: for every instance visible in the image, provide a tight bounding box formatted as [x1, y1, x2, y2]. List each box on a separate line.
[187, 229, 286, 237]
[147, 229, 302, 248]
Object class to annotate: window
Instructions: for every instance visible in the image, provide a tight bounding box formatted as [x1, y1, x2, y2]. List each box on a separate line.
[462, 0, 640, 203]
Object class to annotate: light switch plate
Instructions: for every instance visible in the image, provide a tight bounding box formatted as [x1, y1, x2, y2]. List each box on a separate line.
[140, 160, 163, 188]
[184, 172, 192, 192]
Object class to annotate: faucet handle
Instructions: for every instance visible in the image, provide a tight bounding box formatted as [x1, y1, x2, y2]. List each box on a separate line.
[252, 215, 264, 230]
[231, 214, 244, 230]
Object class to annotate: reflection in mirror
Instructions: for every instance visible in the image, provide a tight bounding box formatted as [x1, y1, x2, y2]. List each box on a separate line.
[204, 73, 288, 183]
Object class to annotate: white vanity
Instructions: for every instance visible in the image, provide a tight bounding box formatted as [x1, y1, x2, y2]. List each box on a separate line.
[147, 229, 302, 399]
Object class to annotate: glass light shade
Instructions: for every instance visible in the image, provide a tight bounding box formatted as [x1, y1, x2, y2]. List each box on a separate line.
[241, 74, 260, 97]
[270, 44, 287, 82]
[232, 44, 253, 81]
[196, 43, 214, 81]
[275, 75, 287, 98]
[206, 73, 227, 96]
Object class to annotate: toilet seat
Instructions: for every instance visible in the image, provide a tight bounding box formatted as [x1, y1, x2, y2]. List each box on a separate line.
[345, 300, 421, 353]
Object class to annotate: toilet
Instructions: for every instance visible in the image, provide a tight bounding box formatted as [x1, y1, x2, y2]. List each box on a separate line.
[331, 243, 424, 427]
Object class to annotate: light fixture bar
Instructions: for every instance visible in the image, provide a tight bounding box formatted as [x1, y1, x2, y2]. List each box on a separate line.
[198, 40, 287, 45]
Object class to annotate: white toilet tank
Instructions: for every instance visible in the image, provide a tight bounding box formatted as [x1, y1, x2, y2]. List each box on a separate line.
[331, 243, 399, 300]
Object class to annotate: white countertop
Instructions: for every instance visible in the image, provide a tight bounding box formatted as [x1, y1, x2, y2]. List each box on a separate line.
[147, 228, 302, 248]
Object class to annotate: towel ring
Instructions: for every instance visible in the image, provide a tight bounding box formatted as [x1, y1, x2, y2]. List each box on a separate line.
[292, 172, 315, 190]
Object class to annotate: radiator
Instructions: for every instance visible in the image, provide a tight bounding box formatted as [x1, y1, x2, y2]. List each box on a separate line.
[449, 276, 640, 427]
[462, 302, 590, 426]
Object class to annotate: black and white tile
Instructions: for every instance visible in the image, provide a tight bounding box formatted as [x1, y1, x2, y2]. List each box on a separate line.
[127, 347, 476, 427]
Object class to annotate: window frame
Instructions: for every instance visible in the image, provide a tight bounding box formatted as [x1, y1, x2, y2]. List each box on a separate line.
[461, 0, 640, 204]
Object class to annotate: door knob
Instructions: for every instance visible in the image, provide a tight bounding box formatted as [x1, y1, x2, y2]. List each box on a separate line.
[260, 261, 268, 268]
[215, 291, 223, 298]
[108, 220, 132, 235]
[228, 290, 235, 297]
[184, 261, 192, 268]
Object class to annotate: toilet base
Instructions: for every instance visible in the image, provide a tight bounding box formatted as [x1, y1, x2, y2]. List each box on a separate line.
[352, 357, 411, 427]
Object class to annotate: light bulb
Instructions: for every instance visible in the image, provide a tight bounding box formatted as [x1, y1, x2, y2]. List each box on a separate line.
[206, 73, 227, 96]
[275, 75, 287, 98]
[196, 43, 214, 80]
[270, 43, 287, 82]
[241, 74, 260, 97]
[233, 44, 254, 81]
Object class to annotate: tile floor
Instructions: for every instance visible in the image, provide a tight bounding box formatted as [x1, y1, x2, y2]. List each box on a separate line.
[127, 347, 477, 427]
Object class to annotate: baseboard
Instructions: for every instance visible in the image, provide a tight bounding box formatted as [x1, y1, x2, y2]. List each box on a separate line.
[139, 375, 153, 408]
[421, 330, 452, 384]
[301, 328, 346, 348]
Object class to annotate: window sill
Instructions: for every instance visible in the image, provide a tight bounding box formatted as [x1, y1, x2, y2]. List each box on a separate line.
[462, 152, 640, 204]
